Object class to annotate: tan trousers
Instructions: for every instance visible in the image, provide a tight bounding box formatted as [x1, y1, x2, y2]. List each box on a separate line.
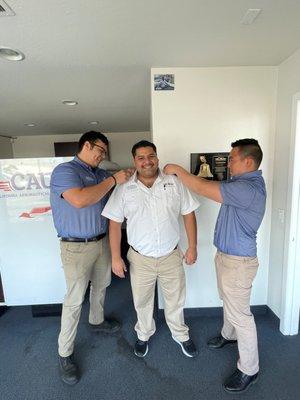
[127, 247, 189, 342]
[58, 237, 111, 357]
[215, 251, 259, 375]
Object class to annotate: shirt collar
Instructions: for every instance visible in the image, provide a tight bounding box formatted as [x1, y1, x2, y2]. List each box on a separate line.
[73, 155, 95, 172]
[231, 170, 262, 181]
[133, 168, 164, 186]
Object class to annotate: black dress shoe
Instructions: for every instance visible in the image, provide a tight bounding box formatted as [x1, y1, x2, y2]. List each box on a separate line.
[207, 335, 237, 349]
[59, 354, 79, 385]
[223, 369, 258, 393]
[134, 339, 149, 357]
[89, 318, 121, 333]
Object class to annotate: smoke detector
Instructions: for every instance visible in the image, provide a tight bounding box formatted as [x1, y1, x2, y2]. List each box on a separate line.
[240, 9, 262, 25]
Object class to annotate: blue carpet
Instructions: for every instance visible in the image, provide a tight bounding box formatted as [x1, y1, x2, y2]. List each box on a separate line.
[0, 275, 299, 400]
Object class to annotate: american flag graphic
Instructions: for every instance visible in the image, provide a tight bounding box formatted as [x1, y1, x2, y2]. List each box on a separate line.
[20, 206, 52, 218]
[0, 180, 13, 192]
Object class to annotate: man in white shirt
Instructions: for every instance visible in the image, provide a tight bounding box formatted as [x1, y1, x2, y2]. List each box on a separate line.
[102, 140, 199, 358]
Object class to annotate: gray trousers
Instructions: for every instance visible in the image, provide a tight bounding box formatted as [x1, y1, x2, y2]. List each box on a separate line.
[58, 237, 111, 357]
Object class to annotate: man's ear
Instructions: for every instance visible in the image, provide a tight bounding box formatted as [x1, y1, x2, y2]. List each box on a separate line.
[246, 157, 255, 169]
[84, 141, 91, 150]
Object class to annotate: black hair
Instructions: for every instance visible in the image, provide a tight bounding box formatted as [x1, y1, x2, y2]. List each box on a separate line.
[78, 131, 109, 152]
[231, 138, 263, 168]
[131, 140, 157, 157]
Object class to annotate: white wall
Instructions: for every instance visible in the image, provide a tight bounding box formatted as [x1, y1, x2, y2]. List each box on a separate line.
[12, 131, 150, 168]
[268, 48, 300, 317]
[0, 136, 13, 159]
[152, 67, 277, 308]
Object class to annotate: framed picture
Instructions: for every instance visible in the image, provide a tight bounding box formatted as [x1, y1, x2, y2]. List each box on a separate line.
[54, 141, 111, 160]
[190, 152, 229, 181]
[154, 74, 175, 91]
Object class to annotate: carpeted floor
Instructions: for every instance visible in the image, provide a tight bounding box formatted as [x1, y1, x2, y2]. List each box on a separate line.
[0, 275, 299, 400]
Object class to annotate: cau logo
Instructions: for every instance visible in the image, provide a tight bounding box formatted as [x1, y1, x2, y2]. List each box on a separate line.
[0, 172, 51, 192]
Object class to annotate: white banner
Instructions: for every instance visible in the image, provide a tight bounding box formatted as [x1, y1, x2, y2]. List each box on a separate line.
[0, 157, 70, 306]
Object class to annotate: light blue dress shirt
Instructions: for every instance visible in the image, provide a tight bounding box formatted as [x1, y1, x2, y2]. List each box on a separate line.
[50, 156, 110, 238]
[214, 170, 266, 257]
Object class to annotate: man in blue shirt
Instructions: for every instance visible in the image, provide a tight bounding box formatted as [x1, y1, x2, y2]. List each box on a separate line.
[163, 139, 266, 394]
[50, 131, 133, 385]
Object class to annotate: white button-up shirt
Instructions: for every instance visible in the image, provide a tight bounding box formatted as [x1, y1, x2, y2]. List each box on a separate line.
[102, 170, 200, 257]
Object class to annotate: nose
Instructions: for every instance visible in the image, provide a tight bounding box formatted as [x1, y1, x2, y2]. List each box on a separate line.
[144, 158, 153, 165]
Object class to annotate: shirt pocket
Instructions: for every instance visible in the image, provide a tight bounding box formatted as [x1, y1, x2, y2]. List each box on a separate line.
[161, 186, 181, 215]
[123, 189, 141, 217]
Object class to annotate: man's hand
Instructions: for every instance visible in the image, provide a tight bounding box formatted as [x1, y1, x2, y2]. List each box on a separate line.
[164, 164, 223, 203]
[113, 168, 135, 184]
[163, 164, 183, 176]
[184, 246, 197, 265]
[112, 257, 127, 278]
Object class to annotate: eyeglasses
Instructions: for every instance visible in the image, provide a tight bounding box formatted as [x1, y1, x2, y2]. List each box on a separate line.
[92, 142, 107, 156]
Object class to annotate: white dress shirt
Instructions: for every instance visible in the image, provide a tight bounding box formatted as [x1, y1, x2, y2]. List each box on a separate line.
[102, 170, 199, 257]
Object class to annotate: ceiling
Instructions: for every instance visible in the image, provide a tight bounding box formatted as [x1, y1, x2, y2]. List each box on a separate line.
[0, 0, 300, 137]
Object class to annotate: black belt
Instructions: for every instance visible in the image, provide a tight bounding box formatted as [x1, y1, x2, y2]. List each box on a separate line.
[60, 233, 106, 243]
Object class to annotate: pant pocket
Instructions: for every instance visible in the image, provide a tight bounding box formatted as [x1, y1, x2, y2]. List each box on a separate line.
[236, 261, 258, 290]
[61, 243, 88, 280]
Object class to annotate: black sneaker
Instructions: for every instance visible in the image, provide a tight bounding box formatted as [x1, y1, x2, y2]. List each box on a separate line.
[59, 354, 79, 385]
[173, 337, 198, 357]
[134, 339, 149, 357]
[89, 318, 121, 333]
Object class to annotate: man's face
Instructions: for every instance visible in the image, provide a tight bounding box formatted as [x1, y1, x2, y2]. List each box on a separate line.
[228, 147, 248, 177]
[134, 146, 159, 178]
[87, 139, 107, 168]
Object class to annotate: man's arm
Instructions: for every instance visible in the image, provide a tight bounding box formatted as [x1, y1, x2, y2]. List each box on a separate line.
[63, 169, 133, 208]
[109, 220, 127, 278]
[182, 212, 197, 265]
[164, 164, 223, 203]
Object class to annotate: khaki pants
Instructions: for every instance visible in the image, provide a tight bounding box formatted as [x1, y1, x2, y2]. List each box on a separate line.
[215, 251, 259, 375]
[58, 237, 111, 357]
[127, 247, 189, 342]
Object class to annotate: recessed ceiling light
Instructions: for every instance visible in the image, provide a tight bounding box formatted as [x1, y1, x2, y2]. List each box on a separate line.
[24, 123, 36, 127]
[0, 1, 16, 16]
[0, 47, 25, 61]
[89, 121, 99, 125]
[62, 100, 78, 106]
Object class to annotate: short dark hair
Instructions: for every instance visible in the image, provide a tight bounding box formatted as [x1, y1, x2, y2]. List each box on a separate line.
[78, 131, 109, 152]
[131, 140, 157, 157]
[231, 138, 263, 168]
